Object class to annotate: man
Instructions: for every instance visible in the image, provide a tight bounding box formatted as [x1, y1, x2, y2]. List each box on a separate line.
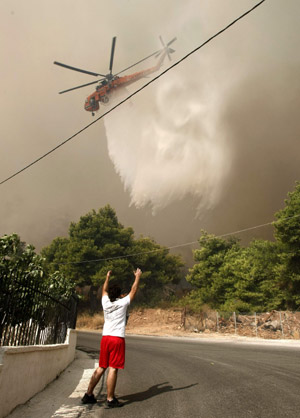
[81, 268, 142, 408]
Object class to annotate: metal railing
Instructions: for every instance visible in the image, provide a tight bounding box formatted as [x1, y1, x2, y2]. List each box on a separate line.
[0, 271, 78, 347]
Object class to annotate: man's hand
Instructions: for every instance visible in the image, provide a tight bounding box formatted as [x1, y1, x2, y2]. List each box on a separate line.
[134, 268, 142, 278]
[106, 270, 112, 279]
[129, 268, 142, 302]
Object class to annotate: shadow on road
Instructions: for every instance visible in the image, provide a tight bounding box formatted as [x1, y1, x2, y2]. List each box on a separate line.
[119, 382, 198, 405]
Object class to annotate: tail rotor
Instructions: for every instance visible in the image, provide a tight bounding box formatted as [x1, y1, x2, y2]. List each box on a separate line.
[156, 36, 177, 61]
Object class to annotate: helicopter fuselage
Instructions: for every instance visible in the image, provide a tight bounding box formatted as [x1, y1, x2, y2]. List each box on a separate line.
[84, 53, 166, 114]
[55, 36, 176, 113]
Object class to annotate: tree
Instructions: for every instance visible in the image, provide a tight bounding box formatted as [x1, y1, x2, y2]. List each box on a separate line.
[220, 240, 283, 312]
[42, 206, 135, 287]
[42, 205, 184, 307]
[186, 232, 240, 308]
[274, 182, 300, 309]
[185, 232, 283, 313]
[0, 233, 74, 327]
[128, 236, 183, 304]
[1, 233, 74, 298]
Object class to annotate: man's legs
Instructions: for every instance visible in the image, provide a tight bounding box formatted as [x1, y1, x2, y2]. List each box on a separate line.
[87, 366, 106, 396]
[106, 367, 118, 401]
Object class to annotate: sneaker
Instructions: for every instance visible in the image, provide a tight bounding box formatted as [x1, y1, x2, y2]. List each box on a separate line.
[106, 397, 123, 408]
[81, 393, 97, 404]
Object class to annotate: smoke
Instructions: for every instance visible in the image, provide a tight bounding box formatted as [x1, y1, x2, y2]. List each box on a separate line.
[1, 0, 300, 255]
[104, 69, 231, 214]
[206, 65, 300, 234]
[103, 0, 300, 224]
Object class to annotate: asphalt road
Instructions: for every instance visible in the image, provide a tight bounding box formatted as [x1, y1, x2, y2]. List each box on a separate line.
[77, 331, 300, 418]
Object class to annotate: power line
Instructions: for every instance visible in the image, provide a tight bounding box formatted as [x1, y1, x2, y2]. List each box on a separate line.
[55, 212, 299, 266]
[0, 0, 267, 187]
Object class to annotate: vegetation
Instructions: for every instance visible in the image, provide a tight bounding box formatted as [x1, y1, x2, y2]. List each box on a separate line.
[274, 181, 300, 309]
[3, 181, 300, 314]
[0, 233, 74, 325]
[1, 233, 74, 295]
[184, 235, 283, 313]
[184, 182, 300, 312]
[41, 205, 184, 308]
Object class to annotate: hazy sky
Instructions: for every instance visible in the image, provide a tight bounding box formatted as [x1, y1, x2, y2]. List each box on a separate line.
[1, 0, 300, 264]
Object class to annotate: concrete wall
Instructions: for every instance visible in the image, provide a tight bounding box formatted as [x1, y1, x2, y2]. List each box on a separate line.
[0, 329, 77, 418]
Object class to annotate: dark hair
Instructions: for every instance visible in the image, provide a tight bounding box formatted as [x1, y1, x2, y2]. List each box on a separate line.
[108, 283, 122, 302]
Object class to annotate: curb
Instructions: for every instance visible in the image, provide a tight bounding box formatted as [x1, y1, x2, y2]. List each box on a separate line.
[7, 350, 97, 418]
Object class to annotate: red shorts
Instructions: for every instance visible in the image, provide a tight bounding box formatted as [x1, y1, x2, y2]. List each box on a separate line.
[99, 336, 125, 369]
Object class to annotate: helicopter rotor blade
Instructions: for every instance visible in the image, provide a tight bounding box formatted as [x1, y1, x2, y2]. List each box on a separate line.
[159, 35, 166, 48]
[167, 37, 177, 47]
[109, 36, 117, 74]
[58, 79, 103, 94]
[164, 37, 172, 61]
[54, 61, 105, 77]
[115, 36, 177, 76]
[115, 49, 161, 76]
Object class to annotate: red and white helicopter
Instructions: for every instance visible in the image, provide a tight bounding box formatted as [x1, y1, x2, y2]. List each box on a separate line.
[54, 36, 176, 115]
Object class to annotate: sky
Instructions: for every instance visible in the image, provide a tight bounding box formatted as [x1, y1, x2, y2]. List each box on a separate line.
[1, 0, 300, 265]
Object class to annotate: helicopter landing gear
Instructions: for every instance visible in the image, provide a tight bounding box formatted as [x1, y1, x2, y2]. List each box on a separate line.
[92, 112, 95, 116]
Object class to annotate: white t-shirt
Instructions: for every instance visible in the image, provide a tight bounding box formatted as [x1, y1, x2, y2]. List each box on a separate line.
[102, 294, 130, 338]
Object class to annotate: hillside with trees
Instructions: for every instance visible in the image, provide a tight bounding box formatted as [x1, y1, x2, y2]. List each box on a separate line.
[3, 182, 299, 315]
[184, 182, 300, 312]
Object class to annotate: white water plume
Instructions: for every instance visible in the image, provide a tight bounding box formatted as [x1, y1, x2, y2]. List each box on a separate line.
[104, 73, 231, 215]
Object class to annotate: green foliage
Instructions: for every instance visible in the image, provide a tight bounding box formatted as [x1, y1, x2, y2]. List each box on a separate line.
[220, 240, 283, 312]
[185, 234, 285, 313]
[42, 206, 135, 287]
[274, 182, 300, 250]
[0, 233, 75, 325]
[1, 233, 40, 276]
[273, 182, 300, 309]
[1, 233, 74, 297]
[186, 232, 240, 308]
[184, 182, 300, 312]
[41, 205, 184, 305]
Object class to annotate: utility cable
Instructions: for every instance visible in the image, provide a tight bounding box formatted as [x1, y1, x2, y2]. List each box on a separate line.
[55, 212, 299, 266]
[0, 0, 266, 186]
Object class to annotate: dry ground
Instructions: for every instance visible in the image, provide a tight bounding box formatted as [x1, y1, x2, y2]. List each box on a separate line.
[76, 308, 300, 340]
[77, 308, 184, 336]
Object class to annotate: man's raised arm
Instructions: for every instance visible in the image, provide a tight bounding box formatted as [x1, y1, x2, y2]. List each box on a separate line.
[129, 268, 142, 302]
[102, 270, 111, 297]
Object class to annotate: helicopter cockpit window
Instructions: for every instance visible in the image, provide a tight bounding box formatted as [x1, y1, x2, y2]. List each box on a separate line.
[90, 97, 96, 106]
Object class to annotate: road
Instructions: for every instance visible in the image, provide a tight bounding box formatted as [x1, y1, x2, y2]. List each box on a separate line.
[77, 331, 300, 418]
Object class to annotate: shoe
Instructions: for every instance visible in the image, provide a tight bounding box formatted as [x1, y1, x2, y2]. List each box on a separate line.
[81, 393, 97, 404]
[106, 397, 123, 408]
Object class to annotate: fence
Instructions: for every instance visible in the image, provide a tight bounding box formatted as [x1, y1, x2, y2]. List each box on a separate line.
[0, 271, 78, 346]
[181, 308, 300, 339]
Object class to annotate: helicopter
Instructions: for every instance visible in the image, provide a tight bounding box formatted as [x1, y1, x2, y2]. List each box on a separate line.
[54, 36, 176, 116]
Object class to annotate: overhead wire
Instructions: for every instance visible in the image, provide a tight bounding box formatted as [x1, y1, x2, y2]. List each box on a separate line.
[55, 212, 300, 266]
[0, 0, 266, 187]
